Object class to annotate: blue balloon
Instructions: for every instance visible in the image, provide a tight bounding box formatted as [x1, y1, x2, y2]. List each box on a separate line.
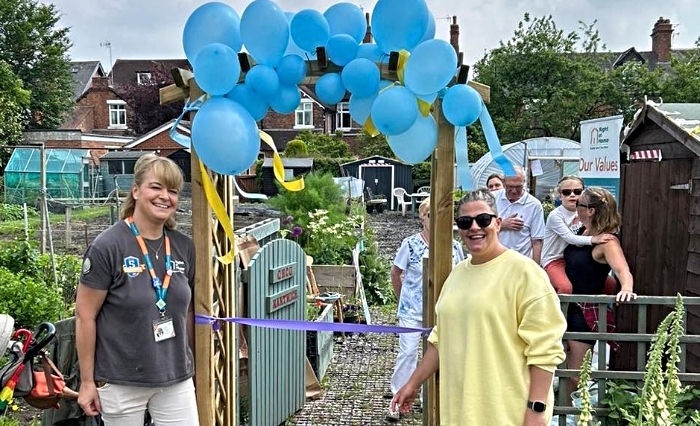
[443, 84, 483, 127]
[283, 12, 308, 58]
[341, 58, 379, 97]
[276, 54, 307, 86]
[315, 73, 346, 105]
[290, 9, 329, 53]
[240, 0, 288, 67]
[183, 2, 242, 65]
[326, 34, 359, 66]
[370, 86, 419, 136]
[371, 0, 429, 54]
[355, 43, 384, 62]
[226, 83, 269, 121]
[192, 97, 260, 176]
[404, 39, 458, 96]
[193, 43, 240, 96]
[324, 3, 367, 43]
[270, 84, 301, 114]
[244, 64, 279, 101]
[387, 115, 437, 164]
[349, 94, 374, 125]
[349, 80, 392, 125]
[419, 11, 436, 44]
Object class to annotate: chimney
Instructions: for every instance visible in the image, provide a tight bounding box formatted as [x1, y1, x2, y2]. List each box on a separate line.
[91, 76, 109, 90]
[450, 16, 459, 54]
[651, 17, 673, 63]
[364, 12, 372, 43]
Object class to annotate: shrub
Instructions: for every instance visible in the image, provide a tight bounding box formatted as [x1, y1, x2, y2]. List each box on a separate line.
[312, 157, 355, 176]
[268, 172, 346, 230]
[0, 266, 67, 329]
[0, 238, 41, 277]
[0, 203, 39, 221]
[37, 253, 81, 309]
[284, 139, 309, 157]
[359, 228, 395, 305]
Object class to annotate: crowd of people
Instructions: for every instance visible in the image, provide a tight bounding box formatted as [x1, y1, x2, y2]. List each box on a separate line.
[388, 169, 637, 425]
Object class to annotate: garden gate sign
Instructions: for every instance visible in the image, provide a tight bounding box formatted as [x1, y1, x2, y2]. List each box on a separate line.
[242, 238, 306, 425]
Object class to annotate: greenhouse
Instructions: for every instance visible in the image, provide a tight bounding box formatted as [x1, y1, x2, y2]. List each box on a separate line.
[4, 148, 91, 204]
[470, 137, 581, 200]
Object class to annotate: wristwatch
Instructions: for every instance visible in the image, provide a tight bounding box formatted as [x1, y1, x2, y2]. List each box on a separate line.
[527, 400, 547, 413]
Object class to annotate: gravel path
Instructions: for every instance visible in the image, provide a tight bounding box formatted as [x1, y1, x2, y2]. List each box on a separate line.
[286, 210, 423, 425]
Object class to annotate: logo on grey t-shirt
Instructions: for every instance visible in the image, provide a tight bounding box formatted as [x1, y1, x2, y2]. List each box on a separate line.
[122, 256, 143, 277]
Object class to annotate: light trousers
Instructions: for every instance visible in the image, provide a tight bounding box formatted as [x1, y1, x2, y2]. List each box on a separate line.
[97, 378, 199, 426]
[390, 317, 423, 400]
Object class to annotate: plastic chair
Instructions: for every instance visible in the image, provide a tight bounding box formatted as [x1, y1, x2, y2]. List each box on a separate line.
[417, 186, 430, 194]
[393, 187, 411, 216]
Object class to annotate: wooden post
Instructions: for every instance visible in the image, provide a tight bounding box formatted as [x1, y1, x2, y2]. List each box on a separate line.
[65, 206, 72, 250]
[425, 100, 456, 426]
[188, 81, 216, 426]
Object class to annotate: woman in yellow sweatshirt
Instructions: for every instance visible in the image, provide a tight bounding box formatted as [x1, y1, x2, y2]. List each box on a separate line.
[392, 188, 567, 425]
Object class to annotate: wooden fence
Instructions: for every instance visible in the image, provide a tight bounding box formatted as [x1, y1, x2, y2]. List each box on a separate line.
[553, 294, 700, 425]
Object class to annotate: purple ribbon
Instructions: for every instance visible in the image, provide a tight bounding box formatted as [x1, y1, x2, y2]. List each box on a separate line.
[195, 314, 431, 335]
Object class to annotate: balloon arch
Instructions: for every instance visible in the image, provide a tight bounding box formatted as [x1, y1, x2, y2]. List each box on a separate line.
[178, 0, 515, 183]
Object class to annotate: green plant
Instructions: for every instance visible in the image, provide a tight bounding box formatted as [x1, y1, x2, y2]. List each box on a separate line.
[0, 266, 67, 329]
[0, 238, 41, 277]
[37, 253, 81, 310]
[359, 228, 395, 305]
[284, 139, 309, 157]
[304, 209, 362, 265]
[599, 295, 700, 425]
[0, 203, 39, 221]
[576, 349, 600, 425]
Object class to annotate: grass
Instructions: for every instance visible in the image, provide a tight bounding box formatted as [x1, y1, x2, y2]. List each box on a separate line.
[0, 206, 111, 235]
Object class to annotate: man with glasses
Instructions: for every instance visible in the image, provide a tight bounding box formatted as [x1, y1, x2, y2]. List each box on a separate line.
[494, 166, 545, 264]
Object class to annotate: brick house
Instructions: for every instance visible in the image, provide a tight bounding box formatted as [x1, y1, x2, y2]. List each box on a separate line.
[602, 17, 694, 70]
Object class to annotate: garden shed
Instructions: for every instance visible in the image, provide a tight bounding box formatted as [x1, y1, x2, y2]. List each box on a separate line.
[470, 137, 580, 200]
[617, 102, 700, 373]
[99, 150, 155, 197]
[340, 156, 412, 211]
[4, 148, 92, 204]
[260, 157, 313, 196]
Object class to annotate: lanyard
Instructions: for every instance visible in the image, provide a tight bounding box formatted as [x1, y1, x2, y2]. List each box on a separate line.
[125, 217, 172, 317]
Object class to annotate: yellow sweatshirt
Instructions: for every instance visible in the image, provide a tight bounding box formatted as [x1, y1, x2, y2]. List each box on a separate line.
[427, 249, 566, 425]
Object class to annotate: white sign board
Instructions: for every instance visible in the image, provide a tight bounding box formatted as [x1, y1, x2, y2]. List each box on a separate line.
[579, 115, 624, 178]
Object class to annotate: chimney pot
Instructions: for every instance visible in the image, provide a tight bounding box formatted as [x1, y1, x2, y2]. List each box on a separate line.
[450, 15, 459, 54]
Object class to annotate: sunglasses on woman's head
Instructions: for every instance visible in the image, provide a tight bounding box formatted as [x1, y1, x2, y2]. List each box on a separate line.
[455, 213, 497, 230]
[561, 188, 583, 197]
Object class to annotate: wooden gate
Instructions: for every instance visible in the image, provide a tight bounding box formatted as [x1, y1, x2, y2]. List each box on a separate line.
[619, 158, 692, 369]
[243, 238, 306, 425]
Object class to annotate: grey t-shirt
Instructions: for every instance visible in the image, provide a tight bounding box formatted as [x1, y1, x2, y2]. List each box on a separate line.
[80, 220, 195, 386]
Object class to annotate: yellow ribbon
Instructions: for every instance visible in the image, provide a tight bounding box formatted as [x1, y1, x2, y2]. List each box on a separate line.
[364, 116, 380, 137]
[199, 160, 236, 264]
[258, 130, 305, 191]
[397, 50, 410, 85]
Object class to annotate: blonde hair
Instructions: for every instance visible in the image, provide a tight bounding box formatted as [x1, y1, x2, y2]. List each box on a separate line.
[457, 188, 498, 215]
[419, 197, 430, 218]
[120, 154, 185, 230]
[557, 175, 585, 191]
[581, 187, 620, 234]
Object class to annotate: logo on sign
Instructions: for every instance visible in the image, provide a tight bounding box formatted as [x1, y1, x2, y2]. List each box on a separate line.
[590, 126, 610, 149]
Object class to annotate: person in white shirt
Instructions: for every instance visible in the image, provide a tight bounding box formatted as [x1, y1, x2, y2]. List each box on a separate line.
[494, 166, 546, 264]
[541, 176, 615, 293]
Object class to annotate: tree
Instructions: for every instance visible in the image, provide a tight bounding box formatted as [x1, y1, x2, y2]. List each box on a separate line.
[118, 62, 185, 134]
[473, 14, 626, 143]
[296, 130, 350, 158]
[355, 129, 394, 158]
[661, 39, 700, 103]
[0, 60, 30, 171]
[0, 0, 74, 129]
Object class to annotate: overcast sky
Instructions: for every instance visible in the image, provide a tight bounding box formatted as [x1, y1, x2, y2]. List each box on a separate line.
[46, 0, 698, 72]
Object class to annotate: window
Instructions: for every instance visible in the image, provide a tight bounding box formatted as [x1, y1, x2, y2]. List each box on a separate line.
[294, 101, 313, 128]
[136, 72, 152, 85]
[108, 100, 127, 129]
[336, 102, 352, 130]
[284, 169, 294, 180]
[108, 160, 136, 174]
